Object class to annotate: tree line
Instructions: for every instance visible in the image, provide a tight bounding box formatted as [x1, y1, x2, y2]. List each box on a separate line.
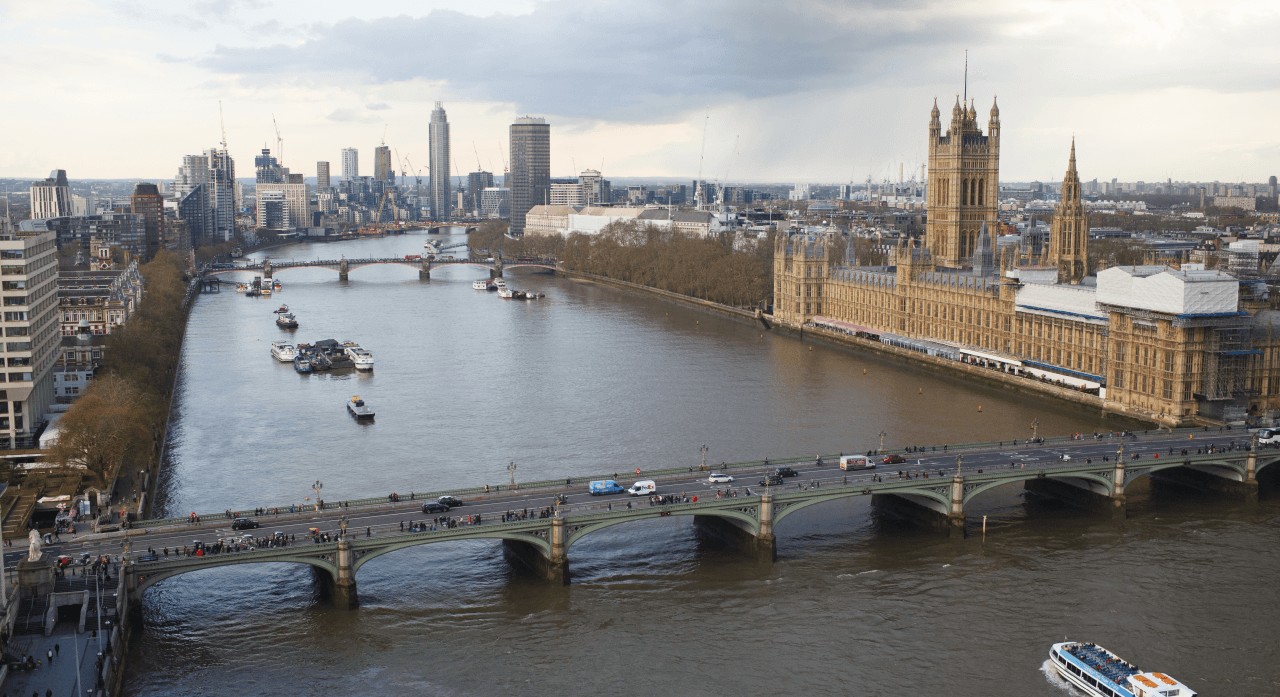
[48, 250, 189, 488]
[468, 221, 775, 308]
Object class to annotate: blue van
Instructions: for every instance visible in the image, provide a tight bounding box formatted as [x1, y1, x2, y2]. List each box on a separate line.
[588, 480, 625, 496]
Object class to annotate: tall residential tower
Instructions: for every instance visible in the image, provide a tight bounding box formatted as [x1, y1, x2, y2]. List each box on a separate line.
[341, 148, 359, 181]
[374, 145, 393, 183]
[429, 102, 451, 220]
[508, 117, 550, 236]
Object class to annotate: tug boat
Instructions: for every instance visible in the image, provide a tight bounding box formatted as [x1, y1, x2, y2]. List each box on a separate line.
[1050, 642, 1195, 697]
[293, 354, 312, 373]
[347, 396, 375, 419]
[275, 304, 289, 313]
[270, 341, 297, 362]
[276, 313, 298, 329]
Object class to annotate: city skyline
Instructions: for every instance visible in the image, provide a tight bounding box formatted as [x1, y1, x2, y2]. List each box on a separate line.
[1, 1, 1278, 183]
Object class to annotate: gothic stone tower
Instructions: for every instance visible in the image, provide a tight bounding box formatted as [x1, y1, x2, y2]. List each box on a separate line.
[773, 232, 829, 325]
[1049, 140, 1088, 284]
[926, 96, 1000, 268]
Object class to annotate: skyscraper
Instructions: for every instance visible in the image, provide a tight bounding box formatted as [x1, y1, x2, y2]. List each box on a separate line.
[317, 162, 330, 190]
[926, 96, 999, 268]
[131, 183, 164, 260]
[429, 102, 451, 220]
[508, 116, 550, 235]
[255, 148, 283, 183]
[578, 169, 610, 206]
[467, 171, 494, 213]
[1049, 140, 1089, 284]
[30, 170, 71, 219]
[341, 148, 359, 181]
[374, 145, 393, 183]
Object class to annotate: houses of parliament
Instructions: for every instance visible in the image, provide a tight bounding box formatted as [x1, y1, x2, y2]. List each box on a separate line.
[773, 95, 1280, 425]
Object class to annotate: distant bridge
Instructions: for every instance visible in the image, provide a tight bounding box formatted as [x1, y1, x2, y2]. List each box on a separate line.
[71, 428, 1274, 610]
[205, 256, 557, 281]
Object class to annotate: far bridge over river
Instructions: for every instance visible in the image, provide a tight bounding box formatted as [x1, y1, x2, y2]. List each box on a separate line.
[44, 428, 1277, 612]
[205, 255, 557, 281]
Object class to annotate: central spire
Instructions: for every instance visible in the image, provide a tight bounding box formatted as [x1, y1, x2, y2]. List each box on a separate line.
[1068, 137, 1077, 173]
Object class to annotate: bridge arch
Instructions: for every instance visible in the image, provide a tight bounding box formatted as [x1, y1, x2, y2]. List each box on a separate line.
[132, 553, 339, 595]
[349, 528, 553, 574]
[770, 484, 949, 527]
[564, 506, 760, 549]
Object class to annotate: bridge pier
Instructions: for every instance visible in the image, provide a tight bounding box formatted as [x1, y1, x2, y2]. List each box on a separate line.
[262, 260, 272, 279]
[491, 256, 503, 279]
[420, 258, 431, 280]
[338, 258, 349, 282]
[330, 539, 359, 609]
[501, 517, 569, 584]
[693, 494, 776, 561]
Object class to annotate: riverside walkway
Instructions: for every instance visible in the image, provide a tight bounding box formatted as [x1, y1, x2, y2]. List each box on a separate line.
[29, 427, 1275, 610]
[204, 255, 557, 281]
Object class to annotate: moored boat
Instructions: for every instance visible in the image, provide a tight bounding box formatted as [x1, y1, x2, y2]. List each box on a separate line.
[275, 304, 288, 313]
[497, 287, 514, 299]
[276, 313, 298, 329]
[1050, 642, 1195, 697]
[235, 284, 247, 293]
[347, 396, 375, 419]
[270, 341, 297, 362]
[342, 343, 374, 371]
[472, 280, 492, 290]
[293, 355, 312, 373]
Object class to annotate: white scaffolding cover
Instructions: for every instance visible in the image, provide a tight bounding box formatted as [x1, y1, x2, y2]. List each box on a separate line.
[1096, 266, 1237, 315]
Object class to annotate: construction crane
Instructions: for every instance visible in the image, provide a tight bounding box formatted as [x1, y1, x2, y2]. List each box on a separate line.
[404, 155, 422, 193]
[272, 113, 283, 164]
[694, 106, 709, 210]
[395, 148, 407, 189]
[472, 142, 483, 172]
[218, 101, 228, 150]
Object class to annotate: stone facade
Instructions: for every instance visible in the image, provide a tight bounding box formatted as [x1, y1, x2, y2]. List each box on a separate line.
[772, 100, 1280, 425]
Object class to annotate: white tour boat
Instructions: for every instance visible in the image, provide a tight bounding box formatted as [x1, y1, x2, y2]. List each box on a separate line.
[343, 343, 375, 371]
[472, 280, 491, 290]
[270, 341, 297, 362]
[347, 395, 375, 419]
[497, 287, 514, 299]
[1050, 642, 1195, 697]
[423, 242, 441, 254]
[493, 279, 507, 289]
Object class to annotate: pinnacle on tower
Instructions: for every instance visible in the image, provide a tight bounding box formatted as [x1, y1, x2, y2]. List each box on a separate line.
[989, 96, 999, 120]
[1068, 137, 1077, 173]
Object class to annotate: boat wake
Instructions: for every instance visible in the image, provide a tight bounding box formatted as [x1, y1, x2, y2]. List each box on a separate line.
[1040, 659, 1076, 694]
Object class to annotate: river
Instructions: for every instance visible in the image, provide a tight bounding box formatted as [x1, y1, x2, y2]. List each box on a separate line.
[128, 230, 1280, 696]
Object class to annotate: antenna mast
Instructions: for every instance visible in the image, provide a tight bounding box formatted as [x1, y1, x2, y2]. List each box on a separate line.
[963, 49, 968, 106]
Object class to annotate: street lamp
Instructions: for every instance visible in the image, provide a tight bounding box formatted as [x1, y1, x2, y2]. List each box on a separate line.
[956, 454, 963, 476]
[878, 430, 887, 454]
[1031, 418, 1039, 442]
[700, 444, 708, 471]
[508, 461, 517, 487]
[313, 480, 323, 511]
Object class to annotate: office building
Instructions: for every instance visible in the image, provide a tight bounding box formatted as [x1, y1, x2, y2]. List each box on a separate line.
[578, 169, 610, 206]
[30, 170, 71, 219]
[429, 102, 451, 220]
[341, 148, 359, 181]
[317, 162, 331, 190]
[0, 226, 59, 448]
[508, 116, 550, 235]
[257, 189, 289, 229]
[480, 187, 510, 218]
[130, 183, 164, 260]
[374, 145, 393, 183]
[173, 149, 236, 243]
[549, 182, 586, 207]
[255, 148, 283, 184]
[467, 171, 494, 214]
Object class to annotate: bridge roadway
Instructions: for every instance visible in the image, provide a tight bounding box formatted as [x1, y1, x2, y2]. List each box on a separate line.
[204, 255, 557, 281]
[18, 428, 1272, 609]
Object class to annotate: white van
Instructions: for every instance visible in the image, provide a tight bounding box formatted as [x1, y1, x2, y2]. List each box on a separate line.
[627, 480, 656, 496]
[840, 455, 876, 470]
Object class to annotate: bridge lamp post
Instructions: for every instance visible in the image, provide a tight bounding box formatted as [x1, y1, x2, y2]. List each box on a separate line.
[313, 481, 323, 511]
[1031, 419, 1039, 442]
[878, 430, 887, 454]
[509, 461, 517, 487]
[956, 455, 963, 476]
[701, 444, 708, 471]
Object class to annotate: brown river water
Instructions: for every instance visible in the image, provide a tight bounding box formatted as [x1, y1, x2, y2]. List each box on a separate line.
[129, 231, 1280, 696]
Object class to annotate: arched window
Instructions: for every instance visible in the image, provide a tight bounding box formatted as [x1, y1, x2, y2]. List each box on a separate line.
[978, 179, 984, 205]
[961, 179, 967, 206]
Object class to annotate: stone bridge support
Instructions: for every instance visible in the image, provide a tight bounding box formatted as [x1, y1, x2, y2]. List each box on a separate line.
[338, 258, 349, 281]
[501, 517, 568, 584]
[693, 495, 776, 561]
[420, 257, 431, 280]
[333, 539, 358, 608]
[263, 260, 273, 279]
[491, 257, 503, 279]
[1024, 460, 1126, 519]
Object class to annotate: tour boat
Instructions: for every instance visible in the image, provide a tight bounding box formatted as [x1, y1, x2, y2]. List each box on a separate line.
[275, 304, 288, 313]
[423, 242, 441, 254]
[497, 287, 514, 299]
[1050, 642, 1195, 697]
[343, 343, 375, 371]
[235, 284, 247, 293]
[261, 286, 272, 296]
[272, 279, 281, 290]
[276, 313, 298, 329]
[493, 279, 506, 289]
[472, 280, 492, 290]
[347, 396, 375, 419]
[293, 355, 312, 373]
[270, 341, 297, 362]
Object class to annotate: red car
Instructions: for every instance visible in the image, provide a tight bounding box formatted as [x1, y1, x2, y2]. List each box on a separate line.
[883, 454, 906, 464]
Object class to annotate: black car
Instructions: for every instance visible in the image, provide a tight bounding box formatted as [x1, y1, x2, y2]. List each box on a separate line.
[231, 519, 259, 530]
[774, 467, 799, 478]
[438, 495, 462, 508]
[759, 474, 785, 486]
[421, 502, 449, 514]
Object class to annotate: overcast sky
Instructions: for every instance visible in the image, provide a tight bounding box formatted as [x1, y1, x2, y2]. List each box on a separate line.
[3, 0, 1277, 185]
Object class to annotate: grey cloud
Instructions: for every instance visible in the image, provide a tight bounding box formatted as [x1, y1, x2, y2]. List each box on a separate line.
[366, 103, 390, 110]
[196, 0, 995, 121]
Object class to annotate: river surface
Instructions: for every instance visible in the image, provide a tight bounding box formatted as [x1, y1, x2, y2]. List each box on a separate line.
[128, 231, 1280, 696]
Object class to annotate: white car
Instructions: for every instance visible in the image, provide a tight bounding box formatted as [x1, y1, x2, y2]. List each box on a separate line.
[707, 473, 734, 484]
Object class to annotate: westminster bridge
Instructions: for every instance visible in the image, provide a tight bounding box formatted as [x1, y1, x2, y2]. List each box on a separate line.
[204, 255, 558, 281]
[34, 427, 1276, 610]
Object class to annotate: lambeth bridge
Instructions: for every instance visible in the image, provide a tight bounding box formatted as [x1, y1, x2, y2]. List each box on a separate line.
[204, 255, 558, 281]
[52, 428, 1276, 610]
